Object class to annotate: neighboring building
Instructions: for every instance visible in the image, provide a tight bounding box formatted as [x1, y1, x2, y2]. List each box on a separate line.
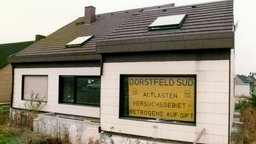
[9, 1, 234, 143]
[0, 41, 34, 103]
[234, 75, 252, 97]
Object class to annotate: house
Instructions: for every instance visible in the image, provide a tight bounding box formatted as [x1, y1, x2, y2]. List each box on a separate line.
[0, 41, 34, 103]
[235, 75, 252, 97]
[9, 0, 234, 143]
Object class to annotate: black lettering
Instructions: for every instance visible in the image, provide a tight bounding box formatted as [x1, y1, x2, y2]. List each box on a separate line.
[157, 111, 163, 117]
[157, 93, 161, 98]
[134, 79, 139, 85]
[180, 113, 194, 119]
[154, 79, 158, 85]
[166, 112, 178, 118]
[129, 109, 135, 114]
[130, 78, 134, 85]
[143, 92, 147, 97]
[188, 79, 194, 86]
[177, 79, 182, 86]
[144, 79, 149, 85]
[139, 79, 144, 85]
[151, 92, 154, 97]
[169, 79, 175, 86]
[169, 93, 178, 98]
[159, 79, 164, 86]
[177, 78, 194, 86]
[152, 102, 155, 107]
[149, 79, 153, 85]
[161, 93, 165, 98]
[140, 101, 143, 106]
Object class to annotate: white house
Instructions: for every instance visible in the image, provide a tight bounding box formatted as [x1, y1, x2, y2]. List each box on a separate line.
[9, 1, 235, 143]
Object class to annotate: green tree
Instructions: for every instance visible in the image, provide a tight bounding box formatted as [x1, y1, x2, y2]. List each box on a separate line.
[250, 84, 256, 107]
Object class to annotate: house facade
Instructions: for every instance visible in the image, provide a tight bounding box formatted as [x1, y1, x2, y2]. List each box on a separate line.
[9, 1, 234, 143]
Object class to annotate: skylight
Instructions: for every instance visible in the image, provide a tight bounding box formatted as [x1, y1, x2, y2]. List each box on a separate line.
[148, 14, 187, 31]
[65, 35, 94, 48]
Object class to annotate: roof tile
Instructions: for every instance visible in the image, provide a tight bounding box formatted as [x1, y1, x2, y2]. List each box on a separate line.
[10, 0, 234, 63]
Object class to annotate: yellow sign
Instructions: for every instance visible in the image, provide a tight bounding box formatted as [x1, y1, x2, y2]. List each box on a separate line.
[128, 76, 195, 122]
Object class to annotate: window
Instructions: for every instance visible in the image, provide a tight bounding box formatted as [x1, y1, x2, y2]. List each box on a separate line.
[148, 14, 187, 31]
[65, 35, 94, 48]
[22, 75, 48, 101]
[120, 75, 196, 124]
[59, 76, 100, 106]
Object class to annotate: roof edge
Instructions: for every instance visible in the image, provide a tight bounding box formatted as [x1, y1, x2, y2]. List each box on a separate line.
[97, 31, 234, 54]
[8, 52, 101, 64]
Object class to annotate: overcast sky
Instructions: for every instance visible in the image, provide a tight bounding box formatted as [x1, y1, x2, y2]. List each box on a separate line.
[0, 0, 254, 75]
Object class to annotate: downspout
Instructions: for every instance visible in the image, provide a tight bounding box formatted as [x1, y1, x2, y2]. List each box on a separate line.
[100, 55, 103, 76]
[99, 55, 103, 133]
[10, 63, 15, 108]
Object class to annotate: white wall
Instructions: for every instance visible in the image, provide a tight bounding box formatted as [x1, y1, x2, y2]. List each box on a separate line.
[100, 60, 230, 143]
[230, 49, 235, 138]
[34, 113, 99, 143]
[12, 67, 100, 118]
[235, 84, 250, 97]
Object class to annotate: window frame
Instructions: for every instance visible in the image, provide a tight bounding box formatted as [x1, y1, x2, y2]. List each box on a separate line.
[22, 75, 48, 102]
[148, 14, 187, 31]
[119, 74, 196, 125]
[65, 35, 94, 48]
[59, 75, 101, 106]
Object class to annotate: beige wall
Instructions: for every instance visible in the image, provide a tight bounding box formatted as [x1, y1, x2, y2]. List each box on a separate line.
[12, 56, 234, 143]
[0, 64, 12, 102]
[12, 67, 100, 118]
[100, 60, 230, 144]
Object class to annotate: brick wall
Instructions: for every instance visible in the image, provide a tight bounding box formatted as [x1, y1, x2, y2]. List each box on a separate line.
[0, 64, 12, 102]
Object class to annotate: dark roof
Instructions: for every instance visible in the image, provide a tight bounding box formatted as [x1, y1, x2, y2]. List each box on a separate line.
[9, 0, 234, 63]
[9, 4, 150, 63]
[237, 75, 252, 84]
[97, 0, 234, 53]
[0, 41, 33, 68]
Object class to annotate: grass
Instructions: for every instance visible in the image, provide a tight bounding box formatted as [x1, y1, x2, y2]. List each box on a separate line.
[0, 104, 70, 144]
[0, 126, 20, 144]
[0, 107, 99, 144]
[0, 125, 68, 144]
[0, 93, 100, 144]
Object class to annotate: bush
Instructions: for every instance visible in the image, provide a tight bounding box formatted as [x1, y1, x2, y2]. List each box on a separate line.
[0, 105, 10, 125]
[9, 92, 45, 129]
[235, 106, 256, 143]
[234, 85, 256, 143]
[250, 85, 256, 107]
[0, 125, 71, 144]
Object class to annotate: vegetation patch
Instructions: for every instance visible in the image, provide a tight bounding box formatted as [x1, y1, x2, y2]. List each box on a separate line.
[0, 125, 70, 144]
[0, 93, 100, 143]
[0, 93, 71, 144]
[233, 85, 256, 143]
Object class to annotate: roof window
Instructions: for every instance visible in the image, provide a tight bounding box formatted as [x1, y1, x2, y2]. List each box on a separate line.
[65, 35, 94, 48]
[148, 14, 187, 31]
